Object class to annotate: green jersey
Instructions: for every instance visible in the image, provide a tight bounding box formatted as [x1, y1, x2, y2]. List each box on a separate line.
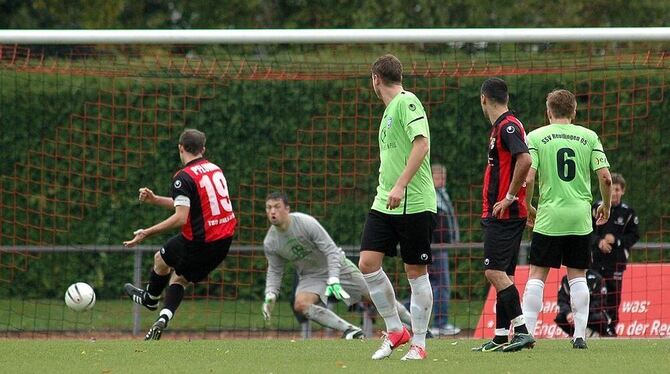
[372, 91, 436, 214]
[527, 123, 610, 235]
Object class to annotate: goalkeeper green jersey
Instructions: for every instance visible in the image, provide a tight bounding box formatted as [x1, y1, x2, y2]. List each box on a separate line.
[527, 123, 610, 235]
[372, 91, 436, 215]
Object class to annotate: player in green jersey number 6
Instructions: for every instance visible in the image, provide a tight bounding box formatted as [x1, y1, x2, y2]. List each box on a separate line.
[522, 89, 612, 350]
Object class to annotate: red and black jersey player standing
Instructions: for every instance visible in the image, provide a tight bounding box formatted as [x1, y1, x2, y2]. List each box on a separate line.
[123, 128, 236, 340]
[473, 78, 534, 353]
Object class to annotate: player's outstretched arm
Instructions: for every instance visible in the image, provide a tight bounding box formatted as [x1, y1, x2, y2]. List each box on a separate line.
[262, 292, 277, 321]
[262, 244, 285, 321]
[138, 187, 174, 209]
[306, 215, 346, 296]
[595, 168, 612, 225]
[123, 205, 189, 247]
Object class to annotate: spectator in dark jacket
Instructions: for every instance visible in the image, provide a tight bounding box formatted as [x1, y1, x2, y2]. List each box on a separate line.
[590, 173, 639, 336]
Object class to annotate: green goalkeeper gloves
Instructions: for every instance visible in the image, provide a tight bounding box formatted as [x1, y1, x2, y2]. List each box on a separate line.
[262, 292, 277, 321]
[325, 277, 350, 301]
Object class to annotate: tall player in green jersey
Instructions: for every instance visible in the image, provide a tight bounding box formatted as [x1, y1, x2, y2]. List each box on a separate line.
[359, 54, 436, 361]
[522, 89, 612, 349]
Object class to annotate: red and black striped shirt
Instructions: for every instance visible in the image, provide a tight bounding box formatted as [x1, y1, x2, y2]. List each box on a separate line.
[481, 111, 529, 220]
[171, 158, 237, 242]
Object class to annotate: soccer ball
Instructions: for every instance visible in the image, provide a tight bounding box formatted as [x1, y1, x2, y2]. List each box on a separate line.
[64, 282, 96, 312]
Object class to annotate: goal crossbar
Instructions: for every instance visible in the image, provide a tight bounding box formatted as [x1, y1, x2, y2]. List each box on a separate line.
[0, 28, 669, 44]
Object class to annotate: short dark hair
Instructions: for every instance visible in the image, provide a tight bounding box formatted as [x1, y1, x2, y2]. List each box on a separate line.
[481, 78, 509, 105]
[179, 128, 206, 155]
[372, 54, 402, 85]
[546, 89, 577, 119]
[266, 192, 289, 206]
[611, 173, 626, 189]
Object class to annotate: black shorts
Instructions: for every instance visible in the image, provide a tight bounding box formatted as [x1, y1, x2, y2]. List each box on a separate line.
[482, 218, 526, 275]
[160, 234, 233, 283]
[360, 210, 436, 265]
[529, 232, 590, 269]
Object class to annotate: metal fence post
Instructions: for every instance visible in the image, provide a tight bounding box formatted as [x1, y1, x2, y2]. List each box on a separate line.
[362, 305, 374, 337]
[132, 248, 142, 336]
[300, 321, 311, 339]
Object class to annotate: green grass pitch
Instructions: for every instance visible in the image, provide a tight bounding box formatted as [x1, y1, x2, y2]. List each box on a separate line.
[1, 339, 668, 373]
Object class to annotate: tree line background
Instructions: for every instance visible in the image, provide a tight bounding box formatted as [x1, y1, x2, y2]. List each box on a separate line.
[1, 0, 668, 29]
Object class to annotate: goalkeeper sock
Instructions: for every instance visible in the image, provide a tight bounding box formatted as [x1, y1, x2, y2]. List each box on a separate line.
[363, 268, 403, 332]
[408, 274, 432, 348]
[395, 301, 412, 327]
[569, 277, 589, 339]
[522, 279, 545, 336]
[147, 270, 170, 299]
[305, 304, 357, 332]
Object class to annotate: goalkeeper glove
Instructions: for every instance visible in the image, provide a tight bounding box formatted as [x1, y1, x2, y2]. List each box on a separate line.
[262, 292, 277, 321]
[325, 277, 350, 301]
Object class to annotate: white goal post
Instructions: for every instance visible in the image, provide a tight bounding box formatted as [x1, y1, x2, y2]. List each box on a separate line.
[0, 28, 668, 44]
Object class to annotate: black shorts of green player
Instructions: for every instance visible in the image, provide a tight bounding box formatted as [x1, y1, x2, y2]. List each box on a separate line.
[529, 232, 590, 269]
[161, 234, 233, 283]
[360, 210, 437, 265]
[482, 218, 526, 275]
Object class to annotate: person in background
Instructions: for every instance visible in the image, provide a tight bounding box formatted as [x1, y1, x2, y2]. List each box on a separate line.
[429, 163, 461, 337]
[590, 172, 639, 336]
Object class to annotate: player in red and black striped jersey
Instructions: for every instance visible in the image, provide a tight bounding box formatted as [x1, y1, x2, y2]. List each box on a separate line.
[123, 128, 236, 340]
[473, 78, 534, 353]
[481, 110, 529, 220]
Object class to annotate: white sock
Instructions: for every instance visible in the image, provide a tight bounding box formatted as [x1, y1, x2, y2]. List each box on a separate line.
[511, 315, 527, 329]
[305, 304, 357, 332]
[158, 308, 173, 323]
[363, 268, 403, 332]
[495, 328, 509, 337]
[408, 274, 433, 348]
[395, 301, 412, 327]
[522, 279, 545, 336]
[569, 277, 589, 339]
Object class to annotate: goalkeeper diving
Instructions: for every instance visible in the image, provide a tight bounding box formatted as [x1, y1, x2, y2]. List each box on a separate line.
[262, 192, 413, 339]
